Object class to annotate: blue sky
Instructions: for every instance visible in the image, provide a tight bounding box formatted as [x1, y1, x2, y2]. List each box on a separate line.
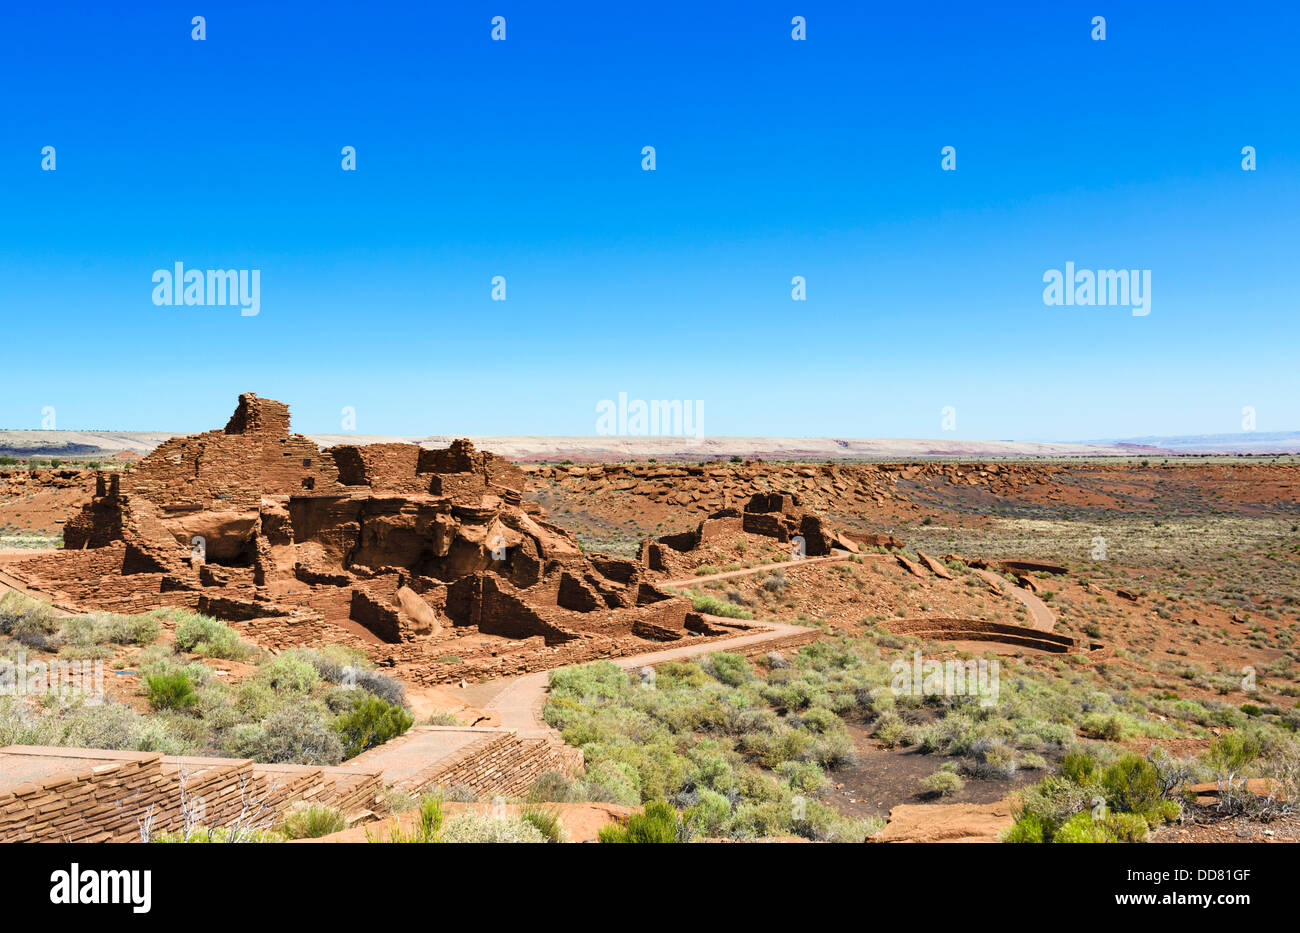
[1, 0, 1297, 439]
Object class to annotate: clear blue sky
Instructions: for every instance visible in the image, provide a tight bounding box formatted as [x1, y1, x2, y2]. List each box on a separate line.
[1, 0, 1297, 440]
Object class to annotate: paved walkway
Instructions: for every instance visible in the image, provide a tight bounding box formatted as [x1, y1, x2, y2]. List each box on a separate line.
[974, 569, 1055, 632]
[661, 550, 867, 587]
[484, 617, 818, 736]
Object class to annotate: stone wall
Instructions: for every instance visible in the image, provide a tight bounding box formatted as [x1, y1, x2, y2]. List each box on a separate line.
[362, 727, 578, 799]
[121, 394, 343, 511]
[0, 745, 382, 843]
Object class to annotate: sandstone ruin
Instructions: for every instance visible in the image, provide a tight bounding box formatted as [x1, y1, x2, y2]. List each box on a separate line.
[8, 394, 716, 684]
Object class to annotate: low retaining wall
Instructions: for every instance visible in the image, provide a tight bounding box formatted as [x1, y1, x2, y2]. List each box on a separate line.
[0, 748, 167, 843]
[0, 745, 383, 843]
[884, 618, 1107, 656]
[351, 726, 579, 800]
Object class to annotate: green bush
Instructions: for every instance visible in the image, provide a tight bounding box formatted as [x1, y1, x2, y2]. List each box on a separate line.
[371, 794, 444, 843]
[685, 789, 732, 836]
[230, 705, 344, 765]
[57, 612, 161, 649]
[259, 654, 319, 693]
[1059, 748, 1099, 784]
[599, 801, 684, 843]
[333, 694, 414, 759]
[437, 812, 544, 843]
[1052, 811, 1112, 843]
[282, 805, 347, 839]
[173, 615, 253, 660]
[1002, 813, 1046, 843]
[144, 670, 199, 711]
[920, 770, 965, 798]
[1080, 713, 1125, 741]
[520, 805, 565, 843]
[1053, 810, 1150, 843]
[152, 826, 285, 843]
[690, 592, 753, 620]
[1100, 754, 1163, 815]
[705, 652, 752, 687]
[548, 662, 628, 701]
[1204, 732, 1261, 775]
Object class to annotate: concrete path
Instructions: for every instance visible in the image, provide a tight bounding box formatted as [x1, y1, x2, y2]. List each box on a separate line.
[661, 550, 868, 587]
[484, 617, 818, 737]
[974, 569, 1055, 632]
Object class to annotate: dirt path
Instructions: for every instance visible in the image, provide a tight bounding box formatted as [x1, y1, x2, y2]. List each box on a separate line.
[483, 617, 818, 736]
[974, 569, 1055, 632]
[661, 550, 865, 587]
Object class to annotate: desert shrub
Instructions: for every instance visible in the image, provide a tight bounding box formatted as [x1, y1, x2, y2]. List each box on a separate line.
[57, 612, 160, 649]
[811, 726, 857, 769]
[295, 646, 407, 707]
[231, 705, 344, 765]
[690, 592, 753, 620]
[548, 662, 627, 702]
[1059, 748, 1099, 784]
[655, 661, 709, 688]
[583, 759, 641, 806]
[1204, 731, 1261, 777]
[144, 670, 199, 711]
[1002, 812, 1046, 843]
[873, 714, 908, 748]
[920, 770, 965, 798]
[528, 771, 577, 803]
[1010, 775, 1092, 841]
[173, 615, 253, 660]
[333, 694, 414, 759]
[599, 801, 684, 843]
[292, 645, 365, 679]
[746, 721, 813, 768]
[520, 804, 565, 843]
[427, 710, 463, 726]
[764, 651, 790, 669]
[152, 826, 285, 843]
[353, 669, 407, 708]
[281, 805, 347, 839]
[777, 759, 827, 795]
[1052, 811, 1112, 843]
[1100, 754, 1163, 815]
[705, 652, 751, 687]
[3, 696, 194, 755]
[1080, 712, 1125, 741]
[5, 602, 59, 650]
[962, 739, 1018, 780]
[379, 787, 419, 814]
[437, 812, 544, 843]
[684, 789, 732, 836]
[1053, 810, 1150, 843]
[0, 591, 53, 634]
[370, 794, 445, 843]
[259, 654, 320, 693]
